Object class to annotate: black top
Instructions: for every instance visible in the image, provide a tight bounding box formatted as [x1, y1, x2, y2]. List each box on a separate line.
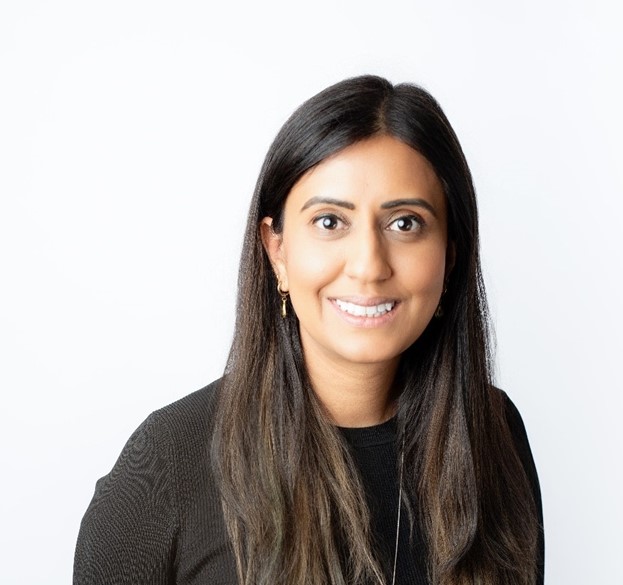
[74, 380, 544, 584]
[339, 418, 427, 584]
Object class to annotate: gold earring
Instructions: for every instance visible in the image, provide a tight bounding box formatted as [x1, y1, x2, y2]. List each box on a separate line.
[435, 283, 448, 318]
[277, 281, 289, 318]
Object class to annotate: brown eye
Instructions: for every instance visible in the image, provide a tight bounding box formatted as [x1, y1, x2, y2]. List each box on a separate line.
[387, 215, 423, 232]
[313, 214, 342, 230]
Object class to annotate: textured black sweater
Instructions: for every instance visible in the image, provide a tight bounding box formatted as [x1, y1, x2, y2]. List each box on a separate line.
[74, 380, 544, 584]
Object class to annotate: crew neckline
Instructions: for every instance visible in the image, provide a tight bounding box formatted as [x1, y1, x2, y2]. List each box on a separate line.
[338, 415, 397, 448]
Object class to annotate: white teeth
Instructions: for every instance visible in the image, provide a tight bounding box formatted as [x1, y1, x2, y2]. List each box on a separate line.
[335, 299, 395, 317]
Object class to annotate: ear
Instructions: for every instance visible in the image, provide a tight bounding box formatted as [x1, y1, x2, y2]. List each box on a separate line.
[260, 217, 288, 289]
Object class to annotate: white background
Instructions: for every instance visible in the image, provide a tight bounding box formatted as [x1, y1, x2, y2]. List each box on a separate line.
[1, 1, 621, 583]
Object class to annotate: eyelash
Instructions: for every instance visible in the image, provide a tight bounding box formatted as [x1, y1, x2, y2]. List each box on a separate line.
[312, 213, 346, 231]
[387, 214, 426, 233]
[311, 212, 426, 234]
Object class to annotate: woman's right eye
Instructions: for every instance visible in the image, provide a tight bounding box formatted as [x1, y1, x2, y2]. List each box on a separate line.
[312, 214, 343, 230]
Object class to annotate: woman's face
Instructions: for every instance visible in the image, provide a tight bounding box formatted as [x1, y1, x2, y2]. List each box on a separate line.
[262, 135, 451, 374]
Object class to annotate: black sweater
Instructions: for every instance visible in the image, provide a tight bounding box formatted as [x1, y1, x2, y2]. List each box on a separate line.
[74, 380, 544, 584]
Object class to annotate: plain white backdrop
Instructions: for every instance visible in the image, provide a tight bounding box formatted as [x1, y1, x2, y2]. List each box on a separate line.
[1, 1, 621, 583]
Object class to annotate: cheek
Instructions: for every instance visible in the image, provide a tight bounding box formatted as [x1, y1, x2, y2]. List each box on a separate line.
[283, 238, 341, 292]
[395, 245, 447, 294]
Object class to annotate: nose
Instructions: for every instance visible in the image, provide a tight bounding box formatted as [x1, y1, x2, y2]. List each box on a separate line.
[343, 225, 392, 283]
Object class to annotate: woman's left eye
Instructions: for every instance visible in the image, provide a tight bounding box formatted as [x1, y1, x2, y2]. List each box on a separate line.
[387, 215, 423, 232]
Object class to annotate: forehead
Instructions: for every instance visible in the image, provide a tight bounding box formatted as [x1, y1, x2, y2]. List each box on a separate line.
[285, 135, 446, 211]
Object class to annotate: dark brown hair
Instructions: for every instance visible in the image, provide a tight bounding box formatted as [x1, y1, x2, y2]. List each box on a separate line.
[213, 75, 539, 584]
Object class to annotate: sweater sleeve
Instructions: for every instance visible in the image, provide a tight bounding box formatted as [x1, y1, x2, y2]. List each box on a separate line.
[73, 412, 179, 585]
[503, 394, 545, 585]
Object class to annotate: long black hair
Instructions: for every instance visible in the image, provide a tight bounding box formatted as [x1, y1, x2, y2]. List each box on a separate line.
[213, 75, 539, 585]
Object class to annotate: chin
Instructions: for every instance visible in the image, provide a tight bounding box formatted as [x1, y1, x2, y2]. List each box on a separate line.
[334, 346, 404, 367]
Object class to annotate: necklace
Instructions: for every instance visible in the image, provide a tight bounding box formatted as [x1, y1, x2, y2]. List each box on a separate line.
[390, 439, 405, 585]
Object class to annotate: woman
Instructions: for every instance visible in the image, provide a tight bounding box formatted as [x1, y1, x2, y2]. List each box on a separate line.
[74, 75, 544, 585]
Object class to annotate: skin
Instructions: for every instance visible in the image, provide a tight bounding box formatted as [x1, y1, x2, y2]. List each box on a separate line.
[261, 135, 452, 427]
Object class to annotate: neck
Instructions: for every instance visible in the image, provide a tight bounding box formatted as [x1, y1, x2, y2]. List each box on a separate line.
[305, 355, 400, 428]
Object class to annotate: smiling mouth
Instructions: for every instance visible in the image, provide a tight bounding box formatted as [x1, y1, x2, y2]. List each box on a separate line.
[334, 299, 396, 318]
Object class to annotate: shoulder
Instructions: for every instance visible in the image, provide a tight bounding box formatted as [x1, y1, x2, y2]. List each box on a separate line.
[493, 387, 542, 515]
[150, 378, 222, 443]
[104, 379, 223, 487]
[495, 388, 536, 464]
[145, 379, 223, 486]
[74, 379, 229, 584]
[158, 378, 222, 418]
[493, 388, 545, 583]
[80, 378, 223, 512]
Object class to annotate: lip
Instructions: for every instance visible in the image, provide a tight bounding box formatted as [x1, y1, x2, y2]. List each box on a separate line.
[328, 297, 400, 328]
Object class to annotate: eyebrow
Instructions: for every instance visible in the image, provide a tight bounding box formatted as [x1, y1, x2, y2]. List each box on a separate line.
[300, 197, 355, 211]
[300, 196, 437, 217]
[380, 198, 438, 218]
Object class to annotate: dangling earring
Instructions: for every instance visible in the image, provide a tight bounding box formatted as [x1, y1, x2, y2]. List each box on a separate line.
[435, 283, 448, 318]
[277, 280, 289, 318]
